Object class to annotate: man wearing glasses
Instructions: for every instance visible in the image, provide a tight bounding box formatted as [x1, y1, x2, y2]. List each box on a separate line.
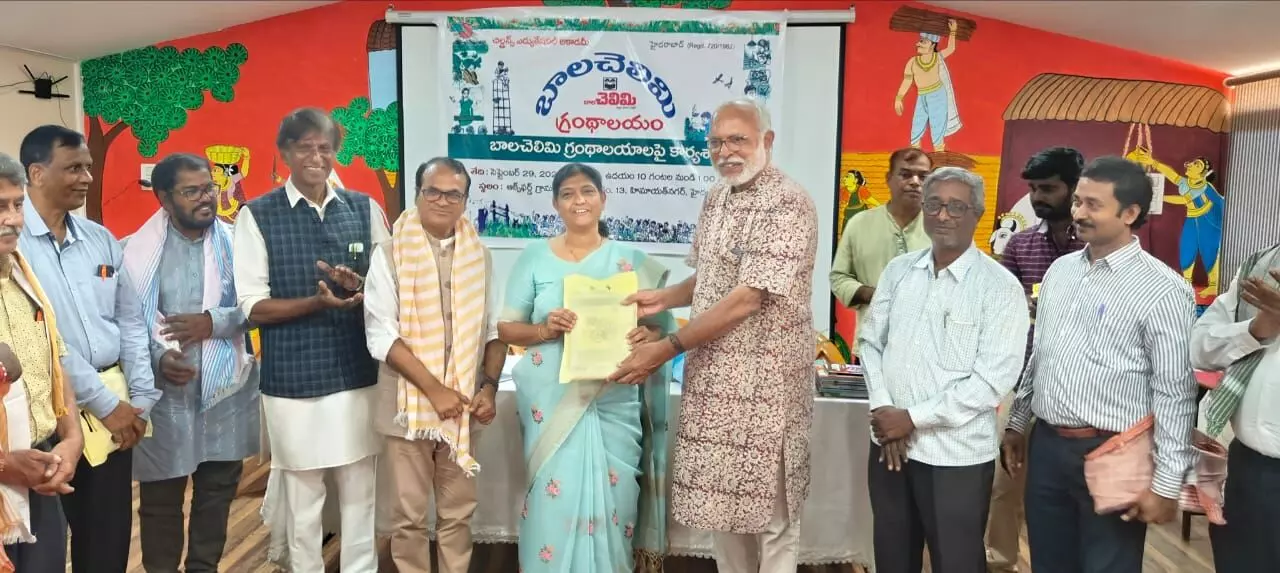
[859, 167, 1029, 573]
[233, 108, 390, 572]
[363, 157, 506, 573]
[830, 148, 932, 359]
[122, 153, 258, 572]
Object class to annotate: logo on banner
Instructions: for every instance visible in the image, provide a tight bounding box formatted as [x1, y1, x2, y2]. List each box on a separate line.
[535, 52, 676, 118]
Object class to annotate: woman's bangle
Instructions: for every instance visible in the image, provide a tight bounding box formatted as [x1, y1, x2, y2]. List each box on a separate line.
[537, 324, 550, 342]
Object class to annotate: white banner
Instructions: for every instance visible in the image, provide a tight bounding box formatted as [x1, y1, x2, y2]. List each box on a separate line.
[438, 8, 786, 252]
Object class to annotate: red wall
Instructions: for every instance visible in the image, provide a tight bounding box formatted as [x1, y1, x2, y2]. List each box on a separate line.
[81, 0, 1228, 356]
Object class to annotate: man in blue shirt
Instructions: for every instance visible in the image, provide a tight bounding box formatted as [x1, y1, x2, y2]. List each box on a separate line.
[18, 125, 160, 573]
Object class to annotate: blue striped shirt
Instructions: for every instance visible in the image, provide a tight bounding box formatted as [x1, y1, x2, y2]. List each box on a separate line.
[19, 199, 160, 419]
[1008, 238, 1197, 498]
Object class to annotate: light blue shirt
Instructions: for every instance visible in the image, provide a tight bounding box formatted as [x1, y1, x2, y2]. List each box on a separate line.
[18, 199, 160, 419]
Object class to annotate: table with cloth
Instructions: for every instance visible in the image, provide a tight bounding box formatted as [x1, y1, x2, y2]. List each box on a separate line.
[374, 380, 875, 568]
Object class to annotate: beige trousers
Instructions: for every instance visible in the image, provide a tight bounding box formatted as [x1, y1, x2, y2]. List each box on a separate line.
[986, 395, 1027, 573]
[712, 458, 801, 573]
[385, 437, 478, 573]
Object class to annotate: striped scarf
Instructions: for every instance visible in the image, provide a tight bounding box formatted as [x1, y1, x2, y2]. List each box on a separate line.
[391, 208, 487, 476]
[0, 252, 69, 569]
[1202, 246, 1277, 437]
[122, 210, 246, 412]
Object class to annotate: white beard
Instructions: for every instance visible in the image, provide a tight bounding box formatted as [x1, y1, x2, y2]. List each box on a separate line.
[716, 143, 768, 187]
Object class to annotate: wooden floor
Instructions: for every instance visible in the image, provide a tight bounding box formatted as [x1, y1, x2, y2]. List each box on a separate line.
[104, 458, 1214, 572]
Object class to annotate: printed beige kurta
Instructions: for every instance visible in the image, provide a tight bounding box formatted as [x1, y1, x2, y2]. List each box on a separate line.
[672, 165, 819, 534]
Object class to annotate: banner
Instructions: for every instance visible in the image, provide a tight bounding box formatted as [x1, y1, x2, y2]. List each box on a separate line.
[439, 8, 786, 252]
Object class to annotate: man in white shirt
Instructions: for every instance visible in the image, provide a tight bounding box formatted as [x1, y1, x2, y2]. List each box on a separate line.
[1190, 243, 1280, 573]
[859, 167, 1029, 573]
[363, 157, 506, 573]
[232, 108, 390, 572]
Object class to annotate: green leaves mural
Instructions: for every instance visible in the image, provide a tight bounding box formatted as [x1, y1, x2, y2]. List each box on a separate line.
[331, 97, 403, 219]
[81, 43, 247, 221]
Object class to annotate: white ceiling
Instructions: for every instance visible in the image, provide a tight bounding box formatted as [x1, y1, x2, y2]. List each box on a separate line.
[0, 1, 333, 61]
[0, 1, 1276, 77]
[926, 1, 1280, 76]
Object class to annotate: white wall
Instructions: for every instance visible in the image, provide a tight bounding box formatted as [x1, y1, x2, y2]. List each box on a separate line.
[0, 47, 82, 157]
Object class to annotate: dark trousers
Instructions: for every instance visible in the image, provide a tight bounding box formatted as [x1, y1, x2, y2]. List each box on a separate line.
[1211, 439, 1280, 572]
[60, 448, 134, 573]
[3, 440, 67, 572]
[1024, 420, 1147, 573]
[868, 442, 995, 573]
[138, 460, 244, 573]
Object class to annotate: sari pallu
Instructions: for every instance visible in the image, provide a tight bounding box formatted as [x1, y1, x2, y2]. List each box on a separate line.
[505, 242, 673, 572]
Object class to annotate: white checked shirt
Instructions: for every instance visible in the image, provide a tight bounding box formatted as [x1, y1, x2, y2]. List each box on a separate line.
[1009, 238, 1197, 498]
[859, 246, 1030, 466]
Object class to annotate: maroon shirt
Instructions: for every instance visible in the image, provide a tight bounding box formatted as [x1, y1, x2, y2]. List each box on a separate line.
[1000, 221, 1086, 362]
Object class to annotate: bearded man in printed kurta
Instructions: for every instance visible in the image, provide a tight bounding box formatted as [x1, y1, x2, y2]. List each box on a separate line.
[612, 98, 818, 573]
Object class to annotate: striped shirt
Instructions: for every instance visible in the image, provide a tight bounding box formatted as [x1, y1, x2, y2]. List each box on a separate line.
[1008, 238, 1198, 498]
[1000, 221, 1085, 362]
[859, 247, 1030, 466]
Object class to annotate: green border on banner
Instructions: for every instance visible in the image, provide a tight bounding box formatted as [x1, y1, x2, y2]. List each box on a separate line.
[448, 16, 779, 35]
[448, 134, 714, 166]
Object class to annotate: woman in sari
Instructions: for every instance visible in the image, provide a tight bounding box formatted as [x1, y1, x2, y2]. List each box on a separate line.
[498, 163, 675, 572]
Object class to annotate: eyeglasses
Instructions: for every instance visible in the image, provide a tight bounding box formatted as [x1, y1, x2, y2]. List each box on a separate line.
[922, 199, 973, 218]
[172, 185, 216, 200]
[707, 135, 751, 152]
[419, 188, 466, 205]
[291, 143, 335, 158]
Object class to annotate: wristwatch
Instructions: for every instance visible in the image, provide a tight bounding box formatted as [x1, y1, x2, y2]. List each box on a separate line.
[477, 374, 499, 393]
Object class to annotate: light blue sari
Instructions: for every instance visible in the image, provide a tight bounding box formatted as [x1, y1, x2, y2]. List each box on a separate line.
[502, 240, 674, 572]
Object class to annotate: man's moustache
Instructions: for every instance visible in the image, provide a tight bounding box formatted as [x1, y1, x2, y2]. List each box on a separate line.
[0, 226, 18, 238]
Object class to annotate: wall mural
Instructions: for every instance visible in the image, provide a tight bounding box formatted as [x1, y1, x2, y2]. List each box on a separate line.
[993, 73, 1228, 301]
[81, 44, 248, 221]
[75, 0, 1227, 363]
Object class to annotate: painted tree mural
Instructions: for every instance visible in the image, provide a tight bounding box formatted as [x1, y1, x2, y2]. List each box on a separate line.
[331, 97, 403, 219]
[81, 44, 248, 221]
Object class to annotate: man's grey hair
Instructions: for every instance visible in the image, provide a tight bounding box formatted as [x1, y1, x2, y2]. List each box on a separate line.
[712, 97, 772, 134]
[923, 166, 985, 215]
[0, 152, 25, 188]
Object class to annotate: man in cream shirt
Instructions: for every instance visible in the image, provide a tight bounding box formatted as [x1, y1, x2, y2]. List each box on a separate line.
[1190, 243, 1280, 573]
[363, 157, 507, 573]
[233, 108, 390, 572]
[830, 148, 932, 357]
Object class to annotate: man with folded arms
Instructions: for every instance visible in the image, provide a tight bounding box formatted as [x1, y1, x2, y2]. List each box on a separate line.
[363, 157, 505, 573]
[123, 153, 259, 573]
[1189, 242, 1280, 572]
[859, 167, 1028, 573]
[1002, 156, 1197, 573]
[0, 151, 84, 571]
[18, 125, 161, 573]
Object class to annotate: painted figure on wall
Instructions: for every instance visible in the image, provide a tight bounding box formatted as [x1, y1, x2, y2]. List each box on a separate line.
[1130, 148, 1224, 295]
[895, 19, 962, 152]
[839, 169, 881, 234]
[206, 145, 250, 223]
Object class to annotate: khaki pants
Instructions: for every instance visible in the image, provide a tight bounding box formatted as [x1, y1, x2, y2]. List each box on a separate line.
[712, 457, 801, 573]
[386, 437, 478, 573]
[986, 396, 1027, 573]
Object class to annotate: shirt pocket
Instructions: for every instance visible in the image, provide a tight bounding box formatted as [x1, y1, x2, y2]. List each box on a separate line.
[938, 316, 981, 372]
[91, 275, 119, 318]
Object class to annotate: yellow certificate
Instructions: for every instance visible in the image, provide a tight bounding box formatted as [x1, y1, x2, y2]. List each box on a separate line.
[560, 271, 639, 383]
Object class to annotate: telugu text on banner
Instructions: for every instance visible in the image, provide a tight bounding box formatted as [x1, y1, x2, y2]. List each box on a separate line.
[438, 8, 786, 252]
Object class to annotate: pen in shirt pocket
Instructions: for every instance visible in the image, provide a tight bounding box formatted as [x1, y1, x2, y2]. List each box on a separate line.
[1097, 303, 1106, 319]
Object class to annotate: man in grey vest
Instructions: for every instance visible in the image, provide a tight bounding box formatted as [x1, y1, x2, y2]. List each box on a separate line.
[233, 108, 390, 572]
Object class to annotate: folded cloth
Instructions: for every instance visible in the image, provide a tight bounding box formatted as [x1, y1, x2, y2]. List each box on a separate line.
[1083, 415, 1154, 514]
[1178, 430, 1228, 525]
